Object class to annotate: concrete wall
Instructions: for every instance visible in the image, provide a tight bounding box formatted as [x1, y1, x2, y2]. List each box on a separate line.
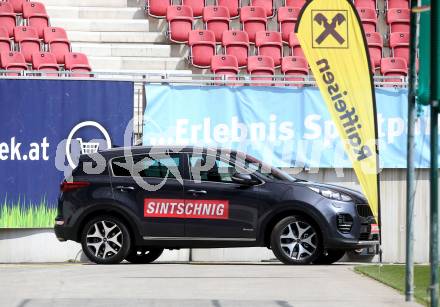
[0, 169, 431, 263]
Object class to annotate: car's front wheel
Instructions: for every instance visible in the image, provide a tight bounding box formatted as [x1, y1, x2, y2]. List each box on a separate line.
[271, 216, 322, 265]
[125, 247, 164, 264]
[81, 216, 131, 264]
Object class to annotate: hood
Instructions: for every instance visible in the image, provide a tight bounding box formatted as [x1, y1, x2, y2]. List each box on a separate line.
[295, 180, 367, 204]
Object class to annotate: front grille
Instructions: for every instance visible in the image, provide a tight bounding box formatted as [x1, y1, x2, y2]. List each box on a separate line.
[357, 204, 373, 217]
[336, 214, 353, 233]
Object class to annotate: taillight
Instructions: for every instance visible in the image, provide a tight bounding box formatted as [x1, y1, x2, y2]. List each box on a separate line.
[60, 181, 90, 192]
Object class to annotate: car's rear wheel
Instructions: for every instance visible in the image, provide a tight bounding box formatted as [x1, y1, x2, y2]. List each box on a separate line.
[81, 216, 131, 264]
[271, 216, 322, 265]
[313, 249, 346, 264]
[125, 247, 164, 264]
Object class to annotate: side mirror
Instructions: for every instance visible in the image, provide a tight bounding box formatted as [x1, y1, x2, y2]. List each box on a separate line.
[231, 172, 260, 185]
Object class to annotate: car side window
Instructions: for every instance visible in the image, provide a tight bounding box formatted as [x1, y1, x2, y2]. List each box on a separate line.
[112, 154, 180, 179]
[189, 154, 235, 183]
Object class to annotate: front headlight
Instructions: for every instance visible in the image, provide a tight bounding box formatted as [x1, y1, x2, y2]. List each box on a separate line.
[308, 186, 353, 202]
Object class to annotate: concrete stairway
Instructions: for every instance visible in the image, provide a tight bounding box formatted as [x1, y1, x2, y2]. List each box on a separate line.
[40, 0, 191, 74]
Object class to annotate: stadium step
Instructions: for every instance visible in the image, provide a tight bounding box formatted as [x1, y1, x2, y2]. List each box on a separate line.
[71, 42, 186, 58]
[89, 56, 187, 70]
[47, 7, 145, 20]
[51, 18, 149, 32]
[39, 0, 127, 8]
[67, 31, 166, 43]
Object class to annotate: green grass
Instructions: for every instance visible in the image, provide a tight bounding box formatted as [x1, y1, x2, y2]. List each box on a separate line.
[0, 196, 57, 228]
[355, 264, 433, 305]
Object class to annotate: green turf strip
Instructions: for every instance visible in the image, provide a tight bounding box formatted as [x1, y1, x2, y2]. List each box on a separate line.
[0, 196, 56, 228]
[355, 264, 434, 305]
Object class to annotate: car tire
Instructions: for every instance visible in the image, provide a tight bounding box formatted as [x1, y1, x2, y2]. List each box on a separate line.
[271, 216, 322, 265]
[125, 247, 164, 264]
[313, 249, 346, 265]
[81, 216, 131, 265]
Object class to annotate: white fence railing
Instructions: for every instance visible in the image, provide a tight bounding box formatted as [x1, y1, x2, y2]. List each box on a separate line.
[0, 70, 409, 88]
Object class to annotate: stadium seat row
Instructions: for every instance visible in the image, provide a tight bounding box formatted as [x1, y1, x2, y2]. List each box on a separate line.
[366, 31, 409, 70]
[0, 51, 92, 76]
[0, 1, 49, 38]
[0, 26, 74, 64]
[0, 0, 93, 73]
[211, 54, 308, 86]
[189, 30, 303, 68]
[210, 54, 407, 86]
[148, 0, 410, 19]
[147, 0, 307, 18]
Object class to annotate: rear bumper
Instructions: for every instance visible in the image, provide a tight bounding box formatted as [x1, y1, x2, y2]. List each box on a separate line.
[54, 218, 76, 242]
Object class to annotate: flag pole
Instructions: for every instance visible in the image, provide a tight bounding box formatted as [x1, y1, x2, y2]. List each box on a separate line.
[430, 0, 440, 304]
[405, 0, 419, 302]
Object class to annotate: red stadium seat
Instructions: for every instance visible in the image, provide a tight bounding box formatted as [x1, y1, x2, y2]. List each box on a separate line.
[31, 51, 59, 75]
[288, 32, 305, 58]
[22, 2, 49, 39]
[240, 6, 267, 43]
[14, 26, 40, 63]
[281, 56, 308, 86]
[189, 30, 216, 68]
[381, 57, 407, 83]
[278, 7, 300, 43]
[390, 32, 409, 65]
[0, 2, 15, 38]
[284, 0, 306, 9]
[182, 0, 205, 18]
[365, 32, 382, 70]
[222, 30, 249, 67]
[357, 7, 377, 33]
[211, 54, 239, 82]
[43, 27, 71, 64]
[387, 0, 409, 9]
[146, 0, 172, 18]
[0, 51, 27, 75]
[65, 52, 92, 77]
[3, 0, 28, 14]
[247, 55, 274, 86]
[203, 6, 230, 43]
[0, 27, 11, 53]
[250, 0, 274, 17]
[387, 8, 410, 33]
[166, 5, 194, 43]
[255, 31, 282, 67]
[354, 0, 376, 11]
[216, 0, 239, 18]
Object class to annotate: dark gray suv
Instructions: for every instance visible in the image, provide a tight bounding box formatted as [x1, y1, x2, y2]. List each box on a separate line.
[55, 146, 379, 265]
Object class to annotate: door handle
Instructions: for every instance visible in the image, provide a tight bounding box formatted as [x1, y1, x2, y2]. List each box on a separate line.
[115, 186, 135, 192]
[187, 189, 207, 195]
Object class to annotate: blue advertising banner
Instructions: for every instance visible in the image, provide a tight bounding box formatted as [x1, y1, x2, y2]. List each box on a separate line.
[0, 79, 133, 228]
[143, 85, 430, 169]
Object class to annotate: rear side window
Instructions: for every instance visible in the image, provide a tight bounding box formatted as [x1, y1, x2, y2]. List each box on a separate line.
[189, 154, 235, 183]
[111, 154, 180, 179]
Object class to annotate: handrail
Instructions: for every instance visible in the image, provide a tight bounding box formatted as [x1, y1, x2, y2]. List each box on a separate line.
[0, 69, 409, 88]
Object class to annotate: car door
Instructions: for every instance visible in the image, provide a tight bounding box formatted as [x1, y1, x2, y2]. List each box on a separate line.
[110, 152, 185, 238]
[183, 152, 271, 240]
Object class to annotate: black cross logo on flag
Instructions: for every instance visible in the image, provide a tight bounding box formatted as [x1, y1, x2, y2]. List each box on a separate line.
[311, 10, 348, 49]
[314, 13, 346, 45]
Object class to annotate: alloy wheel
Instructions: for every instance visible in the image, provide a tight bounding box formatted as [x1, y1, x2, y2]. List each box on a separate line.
[85, 220, 123, 259]
[279, 220, 318, 261]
